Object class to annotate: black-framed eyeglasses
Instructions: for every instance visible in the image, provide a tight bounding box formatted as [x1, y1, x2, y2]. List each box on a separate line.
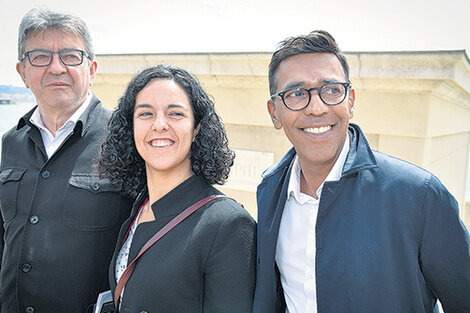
[271, 82, 351, 111]
[22, 49, 90, 67]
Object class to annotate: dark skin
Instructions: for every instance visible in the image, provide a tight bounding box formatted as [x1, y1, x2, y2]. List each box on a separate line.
[268, 53, 355, 198]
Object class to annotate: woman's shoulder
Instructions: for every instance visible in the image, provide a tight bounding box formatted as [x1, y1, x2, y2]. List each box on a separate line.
[198, 187, 255, 226]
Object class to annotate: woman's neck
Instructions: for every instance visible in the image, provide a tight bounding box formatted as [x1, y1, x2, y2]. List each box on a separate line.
[145, 167, 194, 207]
[137, 168, 194, 225]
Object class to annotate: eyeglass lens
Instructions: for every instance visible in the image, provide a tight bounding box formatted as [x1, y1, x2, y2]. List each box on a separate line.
[283, 83, 347, 110]
[27, 50, 84, 66]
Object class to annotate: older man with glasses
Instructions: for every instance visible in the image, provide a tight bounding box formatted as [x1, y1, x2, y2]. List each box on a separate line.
[254, 30, 470, 313]
[0, 7, 132, 313]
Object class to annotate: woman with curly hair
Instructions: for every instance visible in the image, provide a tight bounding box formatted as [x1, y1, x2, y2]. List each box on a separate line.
[98, 64, 256, 313]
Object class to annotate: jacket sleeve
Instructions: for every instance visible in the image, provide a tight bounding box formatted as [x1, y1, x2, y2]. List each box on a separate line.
[203, 205, 256, 313]
[0, 134, 5, 271]
[419, 175, 470, 312]
[0, 135, 5, 304]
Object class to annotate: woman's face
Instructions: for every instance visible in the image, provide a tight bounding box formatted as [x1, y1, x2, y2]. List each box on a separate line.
[133, 79, 197, 177]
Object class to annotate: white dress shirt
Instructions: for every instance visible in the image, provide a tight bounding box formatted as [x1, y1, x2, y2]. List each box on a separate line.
[276, 133, 350, 313]
[29, 92, 92, 159]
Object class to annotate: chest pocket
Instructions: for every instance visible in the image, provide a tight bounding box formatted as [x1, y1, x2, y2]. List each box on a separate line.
[64, 173, 123, 231]
[0, 167, 27, 222]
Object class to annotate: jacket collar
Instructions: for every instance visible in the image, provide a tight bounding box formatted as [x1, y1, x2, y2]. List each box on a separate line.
[262, 123, 378, 180]
[17, 92, 102, 138]
[131, 175, 211, 220]
[150, 175, 210, 219]
[342, 123, 378, 177]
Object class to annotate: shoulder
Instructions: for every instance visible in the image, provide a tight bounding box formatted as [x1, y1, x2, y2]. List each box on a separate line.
[196, 195, 256, 255]
[2, 125, 19, 141]
[1, 122, 29, 148]
[372, 149, 432, 183]
[192, 189, 256, 234]
[261, 147, 295, 179]
[257, 147, 295, 197]
[80, 98, 112, 137]
[90, 98, 112, 122]
[370, 149, 452, 200]
[202, 195, 255, 226]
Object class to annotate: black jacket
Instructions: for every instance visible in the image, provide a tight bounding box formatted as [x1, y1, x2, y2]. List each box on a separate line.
[110, 175, 256, 313]
[0, 96, 132, 313]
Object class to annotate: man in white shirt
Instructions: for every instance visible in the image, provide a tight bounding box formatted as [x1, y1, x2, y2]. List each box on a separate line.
[0, 7, 131, 313]
[254, 30, 470, 313]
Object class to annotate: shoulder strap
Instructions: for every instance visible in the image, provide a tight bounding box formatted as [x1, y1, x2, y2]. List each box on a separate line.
[114, 194, 232, 307]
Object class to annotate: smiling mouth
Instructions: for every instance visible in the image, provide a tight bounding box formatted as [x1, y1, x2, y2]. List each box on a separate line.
[150, 139, 174, 147]
[302, 125, 332, 134]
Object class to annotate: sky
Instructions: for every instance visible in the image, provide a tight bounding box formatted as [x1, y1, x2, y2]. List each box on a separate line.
[0, 0, 469, 87]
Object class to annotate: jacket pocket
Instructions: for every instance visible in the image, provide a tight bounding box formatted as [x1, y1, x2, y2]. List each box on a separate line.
[0, 167, 27, 222]
[64, 173, 123, 231]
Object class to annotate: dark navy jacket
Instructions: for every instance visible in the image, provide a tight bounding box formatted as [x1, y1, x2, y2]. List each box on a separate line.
[254, 123, 470, 313]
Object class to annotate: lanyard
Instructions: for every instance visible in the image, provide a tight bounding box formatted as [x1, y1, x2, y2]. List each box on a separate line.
[114, 194, 231, 307]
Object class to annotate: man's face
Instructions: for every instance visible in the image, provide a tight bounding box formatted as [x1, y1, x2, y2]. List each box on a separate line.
[16, 29, 97, 113]
[268, 53, 355, 171]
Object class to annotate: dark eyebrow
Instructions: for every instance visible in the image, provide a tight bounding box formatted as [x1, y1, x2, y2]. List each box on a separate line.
[283, 81, 306, 91]
[134, 103, 189, 111]
[134, 103, 152, 111]
[322, 79, 342, 84]
[167, 103, 188, 110]
[282, 79, 342, 91]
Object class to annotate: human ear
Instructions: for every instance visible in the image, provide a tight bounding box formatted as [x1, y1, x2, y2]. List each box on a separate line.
[192, 123, 200, 142]
[267, 99, 282, 130]
[348, 88, 356, 119]
[16, 62, 29, 88]
[88, 60, 98, 87]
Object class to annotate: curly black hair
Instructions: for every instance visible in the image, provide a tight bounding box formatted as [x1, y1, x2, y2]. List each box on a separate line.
[98, 64, 235, 199]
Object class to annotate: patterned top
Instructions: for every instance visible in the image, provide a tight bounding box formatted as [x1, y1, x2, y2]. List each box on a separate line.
[115, 199, 146, 300]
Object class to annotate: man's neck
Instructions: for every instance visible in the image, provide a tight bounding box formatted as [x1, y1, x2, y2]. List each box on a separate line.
[37, 94, 89, 136]
[297, 133, 350, 199]
[38, 106, 79, 136]
[299, 162, 335, 200]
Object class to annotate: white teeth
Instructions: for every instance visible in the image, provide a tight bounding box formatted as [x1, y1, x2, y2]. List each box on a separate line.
[303, 126, 331, 134]
[150, 140, 173, 147]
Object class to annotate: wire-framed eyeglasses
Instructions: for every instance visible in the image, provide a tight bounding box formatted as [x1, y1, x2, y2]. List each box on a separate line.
[22, 49, 90, 67]
[271, 82, 351, 111]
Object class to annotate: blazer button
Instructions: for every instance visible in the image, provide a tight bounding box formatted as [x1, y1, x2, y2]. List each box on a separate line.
[92, 183, 100, 191]
[140, 311, 148, 313]
[30, 216, 39, 224]
[22, 263, 32, 273]
[25, 306, 35, 313]
[41, 170, 51, 179]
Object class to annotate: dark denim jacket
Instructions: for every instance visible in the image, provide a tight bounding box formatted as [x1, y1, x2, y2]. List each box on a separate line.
[254, 123, 470, 313]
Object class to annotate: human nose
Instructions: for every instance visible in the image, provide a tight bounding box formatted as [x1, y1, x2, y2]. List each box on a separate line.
[304, 89, 329, 116]
[151, 114, 169, 131]
[47, 52, 67, 75]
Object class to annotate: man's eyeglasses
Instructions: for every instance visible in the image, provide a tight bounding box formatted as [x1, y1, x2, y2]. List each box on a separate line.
[22, 49, 90, 67]
[271, 82, 351, 111]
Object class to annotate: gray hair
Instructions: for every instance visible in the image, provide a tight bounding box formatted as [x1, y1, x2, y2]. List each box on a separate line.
[18, 7, 95, 62]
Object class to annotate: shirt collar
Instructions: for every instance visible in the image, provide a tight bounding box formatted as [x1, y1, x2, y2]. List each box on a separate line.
[29, 92, 92, 135]
[287, 132, 350, 201]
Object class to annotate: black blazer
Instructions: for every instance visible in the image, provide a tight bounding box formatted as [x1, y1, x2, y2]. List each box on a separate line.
[110, 175, 256, 313]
